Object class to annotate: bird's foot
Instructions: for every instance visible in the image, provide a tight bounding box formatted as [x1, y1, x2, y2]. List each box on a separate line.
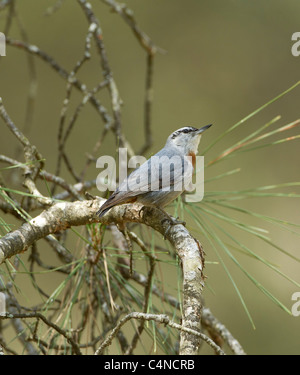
[161, 216, 186, 226]
[161, 216, 186, 239]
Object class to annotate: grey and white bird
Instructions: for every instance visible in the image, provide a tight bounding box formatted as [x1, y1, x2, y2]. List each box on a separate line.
[97, 124, 212, 218]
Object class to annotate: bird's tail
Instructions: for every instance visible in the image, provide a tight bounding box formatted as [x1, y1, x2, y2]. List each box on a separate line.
[97, 190, 136, 217]
[97, 203, 113, 217]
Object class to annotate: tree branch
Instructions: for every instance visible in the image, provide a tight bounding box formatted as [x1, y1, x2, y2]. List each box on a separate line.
[0, 198, 205, 354]
[94, 312, 225, 355]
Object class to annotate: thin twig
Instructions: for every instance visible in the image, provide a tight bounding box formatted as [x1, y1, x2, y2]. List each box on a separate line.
[0, 312, 82, 355]
[125, 231, 157, 354]
[78, 0, 124, 146]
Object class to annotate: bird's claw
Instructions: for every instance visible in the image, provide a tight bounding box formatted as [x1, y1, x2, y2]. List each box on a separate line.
[162, 216, 186, 239]
[174, 216, 186, 226]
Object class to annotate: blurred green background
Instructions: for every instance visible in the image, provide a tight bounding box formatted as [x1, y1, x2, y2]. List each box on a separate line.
[0, 0, 300, 354]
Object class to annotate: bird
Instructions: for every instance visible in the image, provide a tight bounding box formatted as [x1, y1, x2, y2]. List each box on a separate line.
[97, 125, 212, 222]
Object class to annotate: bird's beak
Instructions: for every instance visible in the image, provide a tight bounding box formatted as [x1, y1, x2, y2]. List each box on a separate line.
[196, 124, 212, 134]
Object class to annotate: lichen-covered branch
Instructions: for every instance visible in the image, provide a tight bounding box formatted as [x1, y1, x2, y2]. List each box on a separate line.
[0, 197, 205, 354]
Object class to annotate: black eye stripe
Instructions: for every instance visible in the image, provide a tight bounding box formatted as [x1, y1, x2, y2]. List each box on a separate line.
[171, 127, 197, 138]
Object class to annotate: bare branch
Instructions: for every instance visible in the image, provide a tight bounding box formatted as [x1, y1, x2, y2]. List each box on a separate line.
[0, 198, 205, 354]
[201, 307, 246, 355]
[94, 312, 225, 355]
[77, 0, 124, 146]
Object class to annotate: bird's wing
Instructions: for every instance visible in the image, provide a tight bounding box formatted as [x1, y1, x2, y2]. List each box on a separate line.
[97, 149, 193, 216]
[97, 160, 152, 216]
[120, 149, 192, 193]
